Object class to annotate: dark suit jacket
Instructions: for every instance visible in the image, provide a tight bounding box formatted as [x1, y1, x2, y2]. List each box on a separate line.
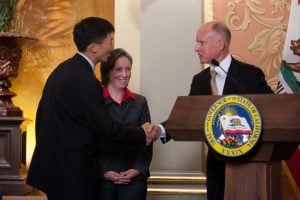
[189, 57, 273, 200]
[99, 94, 152, 178]
[190, 57, 273, 95]
[27, 54, 145, 200]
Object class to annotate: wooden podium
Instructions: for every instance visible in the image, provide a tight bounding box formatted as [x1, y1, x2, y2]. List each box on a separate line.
[165, 94, 300, 200]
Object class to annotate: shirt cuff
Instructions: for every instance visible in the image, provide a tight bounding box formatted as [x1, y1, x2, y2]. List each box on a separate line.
[158, 124, 166, 138]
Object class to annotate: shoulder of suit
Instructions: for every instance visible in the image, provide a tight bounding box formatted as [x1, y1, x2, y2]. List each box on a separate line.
[232, 58, 261, 71]
[194, 67, 210, 78]
[134, 93, 147, 102]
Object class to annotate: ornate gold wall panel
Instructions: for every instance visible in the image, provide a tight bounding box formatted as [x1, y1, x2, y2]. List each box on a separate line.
[10, 0, 114, 165]
[213, 0, 290, 91]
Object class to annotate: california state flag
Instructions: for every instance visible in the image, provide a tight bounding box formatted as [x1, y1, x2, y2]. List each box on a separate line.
[277, 0, 300, 94]
[219, 115, 252, 135]
[276, 0, 300, 196]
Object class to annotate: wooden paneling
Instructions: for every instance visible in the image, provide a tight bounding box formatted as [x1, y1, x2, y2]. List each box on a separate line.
[166, 94, 300, 200]
[0, 117, 31, 195]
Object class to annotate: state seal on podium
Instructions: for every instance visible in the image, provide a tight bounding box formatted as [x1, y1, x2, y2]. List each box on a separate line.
[204, 95, 262, 158]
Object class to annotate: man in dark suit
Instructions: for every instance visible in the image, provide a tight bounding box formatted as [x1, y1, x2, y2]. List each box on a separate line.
[191, 21, 273, 200]
[27, 17, 158, 200]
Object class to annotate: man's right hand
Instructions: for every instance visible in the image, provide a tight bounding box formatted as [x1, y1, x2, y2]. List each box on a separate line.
[142, 122, 161, 145]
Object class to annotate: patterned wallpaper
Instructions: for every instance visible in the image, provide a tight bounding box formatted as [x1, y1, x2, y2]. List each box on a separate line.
[212, 0, 290, 90]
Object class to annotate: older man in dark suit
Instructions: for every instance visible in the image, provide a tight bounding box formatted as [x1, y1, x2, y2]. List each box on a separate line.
[191, 21, 274, 200]
[27, 17, 158, 200]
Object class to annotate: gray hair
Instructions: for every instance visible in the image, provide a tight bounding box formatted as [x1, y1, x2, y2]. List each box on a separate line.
[211, 22, 231, 44]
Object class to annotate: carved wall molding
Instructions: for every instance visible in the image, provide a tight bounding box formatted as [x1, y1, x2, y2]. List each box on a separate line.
[214, 0, 291, 90]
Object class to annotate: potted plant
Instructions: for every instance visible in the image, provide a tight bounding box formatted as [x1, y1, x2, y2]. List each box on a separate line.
[0, 0, 19, 32]
[0, 0, 36, 116]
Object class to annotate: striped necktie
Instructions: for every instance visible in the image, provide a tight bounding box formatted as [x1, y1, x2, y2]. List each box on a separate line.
[210, 70, 218, 95]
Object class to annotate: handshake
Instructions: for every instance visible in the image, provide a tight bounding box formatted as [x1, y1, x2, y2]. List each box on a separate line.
[142, 122, 162, 145]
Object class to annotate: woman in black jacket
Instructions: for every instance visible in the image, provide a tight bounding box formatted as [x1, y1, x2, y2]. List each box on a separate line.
[98, 48, 153, 200]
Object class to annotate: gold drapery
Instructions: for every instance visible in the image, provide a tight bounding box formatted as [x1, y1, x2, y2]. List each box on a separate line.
[10, 0, 114, 165]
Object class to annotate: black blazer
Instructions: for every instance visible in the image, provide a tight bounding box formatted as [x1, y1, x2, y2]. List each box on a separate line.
[190, 57, 273, 95]
[99, 94, 152, 178]
[27, 54, 145, 200]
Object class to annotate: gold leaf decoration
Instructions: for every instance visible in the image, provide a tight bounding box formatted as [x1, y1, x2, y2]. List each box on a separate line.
[224, 0, 290, 89]
[248, 27, 286, 76]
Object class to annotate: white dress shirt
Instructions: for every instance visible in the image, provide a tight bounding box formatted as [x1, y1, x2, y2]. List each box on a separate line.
[210, 54, 232, 95]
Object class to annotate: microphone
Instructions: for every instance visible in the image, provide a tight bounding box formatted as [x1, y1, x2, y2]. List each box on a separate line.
[211, 59, 249, 94]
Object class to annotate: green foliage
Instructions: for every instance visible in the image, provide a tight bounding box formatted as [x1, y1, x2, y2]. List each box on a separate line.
[0, 0, 19, 32]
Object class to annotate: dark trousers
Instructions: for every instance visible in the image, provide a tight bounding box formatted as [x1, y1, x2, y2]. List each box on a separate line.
[206, 150, 225, 200]
[0, 186, 2, 200]
[47, 194, 64, 200]
[98, 174, 147, 200]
